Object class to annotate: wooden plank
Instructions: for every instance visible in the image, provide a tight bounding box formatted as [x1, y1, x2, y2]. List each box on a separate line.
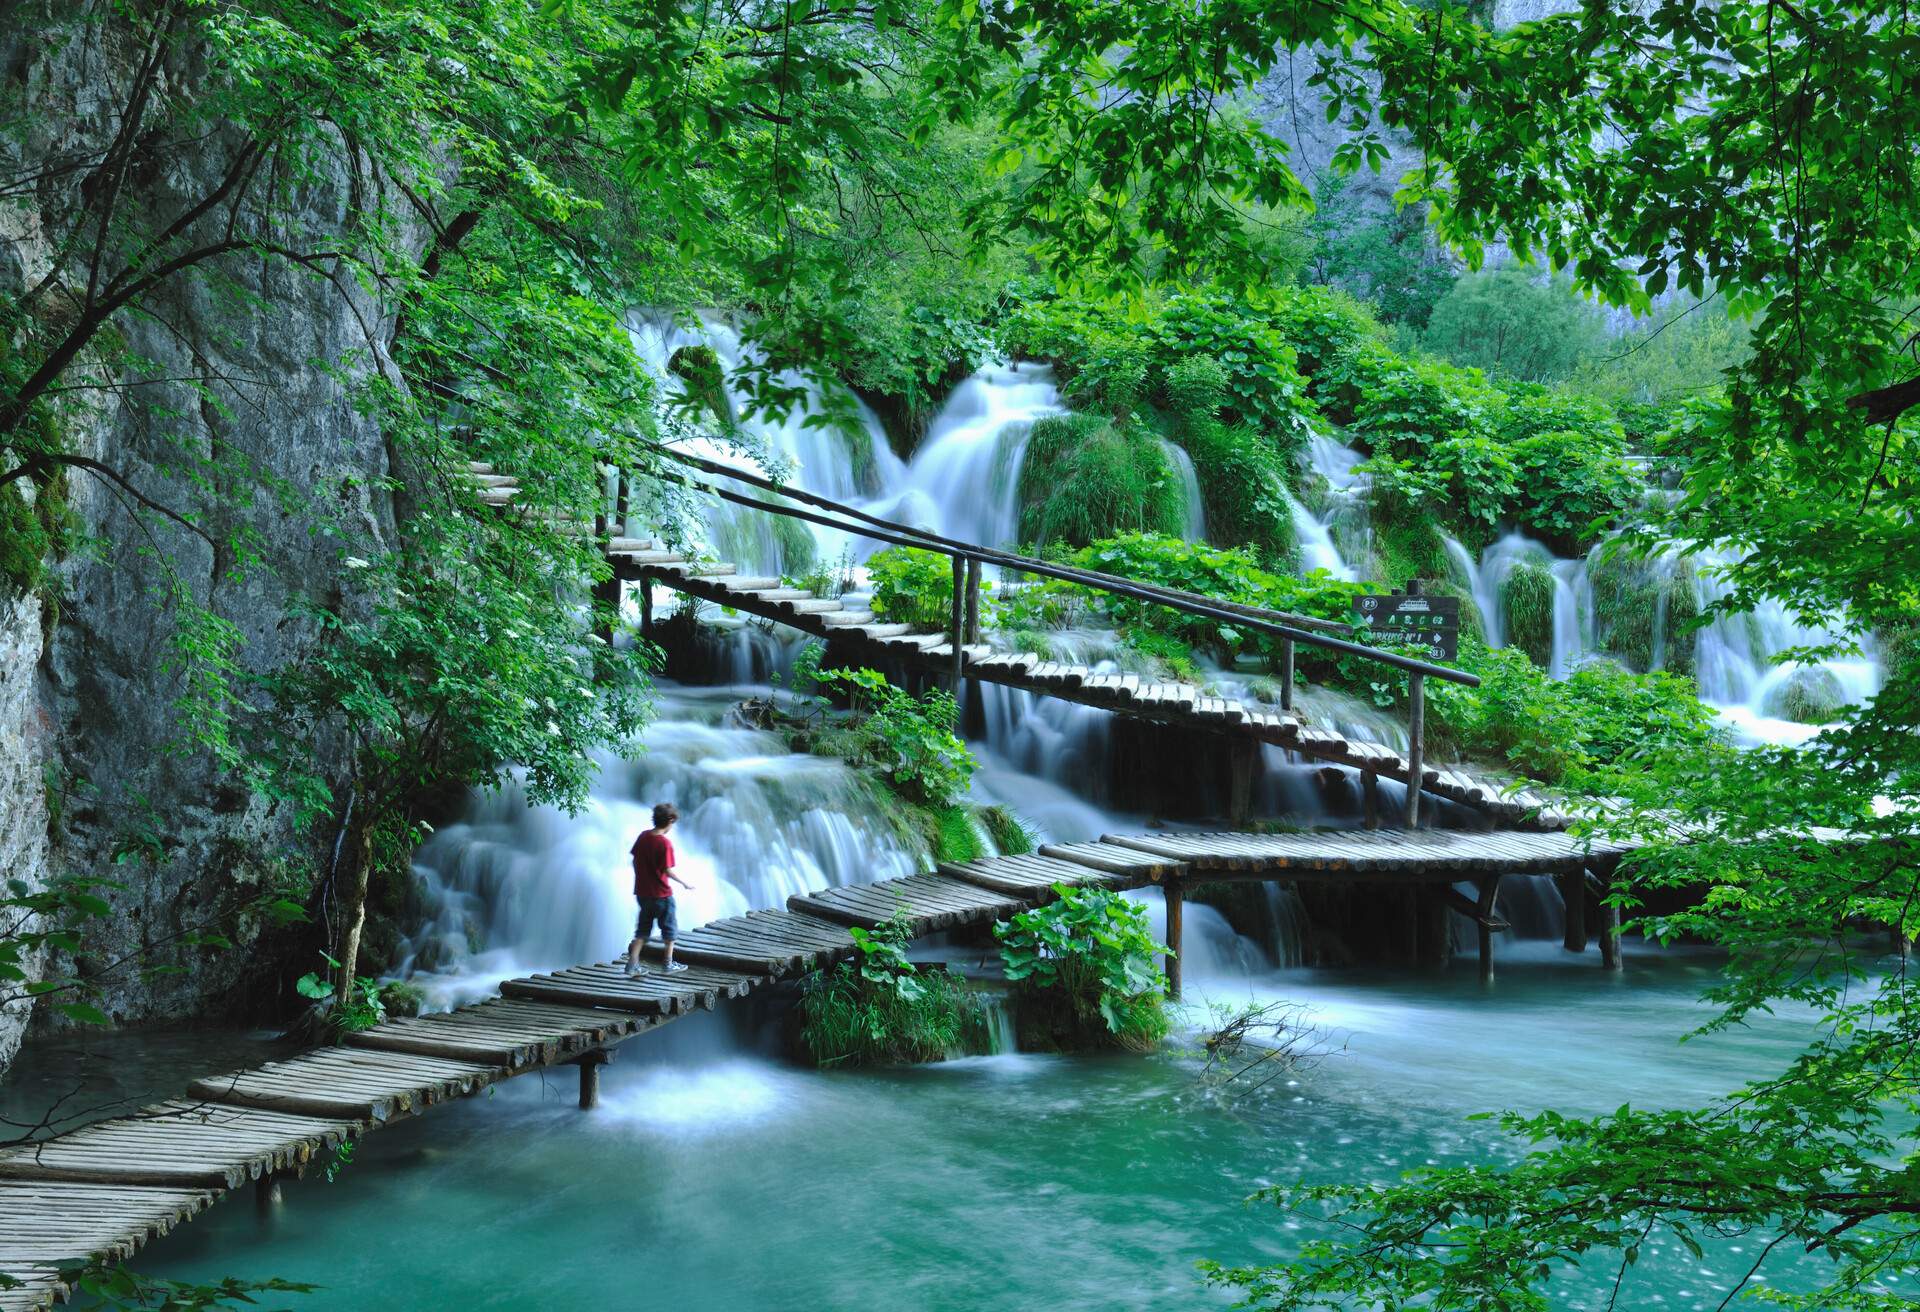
[0, 1101, 358, 1190]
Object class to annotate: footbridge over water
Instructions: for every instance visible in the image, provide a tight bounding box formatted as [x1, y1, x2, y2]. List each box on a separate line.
[2, 453, 1649, 1307]
[0, 826, 1642, 1310]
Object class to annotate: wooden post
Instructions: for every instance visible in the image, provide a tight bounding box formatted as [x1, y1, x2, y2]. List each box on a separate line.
[593, 462, 609, 540]
[964, 557, 983, 644]
[575, 1049, 611, 1110]
[638, 570, 654, 640]
[612, 465, 630, 541]
[1599, 896, 1622, 970]
[1475, 874, 1502, 984]
[1228, 738, 1257, 827]
[254, 1174, 283, 1216]
[949, 554, 965, 690]
[1164, 879, 1184, 1000]
[1560, 868, 1589, 953]
[1280, 637, 1295, 711]
[1403, 671, 1425, 828]
[1362, 771, 1380, 829]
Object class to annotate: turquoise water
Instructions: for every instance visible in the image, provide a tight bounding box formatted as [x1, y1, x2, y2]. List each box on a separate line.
[116, 945, 1850, 1311]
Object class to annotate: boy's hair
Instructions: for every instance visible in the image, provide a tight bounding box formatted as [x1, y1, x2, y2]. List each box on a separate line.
[652, 802, 679, 829]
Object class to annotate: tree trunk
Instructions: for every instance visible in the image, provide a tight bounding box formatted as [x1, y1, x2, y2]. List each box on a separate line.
[335, 820, 377, 998]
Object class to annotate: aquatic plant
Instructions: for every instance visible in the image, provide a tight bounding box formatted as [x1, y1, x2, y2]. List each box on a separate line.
[797, 913, 990, 1067]
[996, 885, 1170, 1053]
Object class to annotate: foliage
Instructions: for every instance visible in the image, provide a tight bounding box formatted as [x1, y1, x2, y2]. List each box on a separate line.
[1589, 549, 1699, 676]
[995, 885, 1169, 1052]
[789, 647, 975, 809]
[866, 546, 959, 630]
[294, 953, 385, 1035]
[1177, 419, 1299, 566]
[797, 912, 990, 1067]
[48, 1268, 317, 1312]
[1428, 641, 1728, 786]
[1016, 414, 1185, 549]
[1498, 561, 1556, 669]
[978, 804, 1034, 856]
[1305, 175, 1458, 330]
[1421, 268, 1607, 383]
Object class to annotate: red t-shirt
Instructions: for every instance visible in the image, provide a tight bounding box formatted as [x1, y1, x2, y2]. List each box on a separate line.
[632, 830, 675, 899]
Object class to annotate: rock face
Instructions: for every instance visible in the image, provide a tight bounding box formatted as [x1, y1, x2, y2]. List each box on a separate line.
[0, 595, 49, 1070]
[1, 6, 409, 1062]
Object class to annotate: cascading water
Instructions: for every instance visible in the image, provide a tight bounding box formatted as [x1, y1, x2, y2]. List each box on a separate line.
[1289, 433, 1370, 580]
[1454, 528, 1881, 744]
[875, 360, 1064, 549]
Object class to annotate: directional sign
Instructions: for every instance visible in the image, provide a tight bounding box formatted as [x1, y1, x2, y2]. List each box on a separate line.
[1353, 592, 1460, 661]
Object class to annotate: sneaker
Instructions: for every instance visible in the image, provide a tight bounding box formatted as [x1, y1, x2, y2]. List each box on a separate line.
[624, 961, 649, 977]
[665, 961, 689, 973]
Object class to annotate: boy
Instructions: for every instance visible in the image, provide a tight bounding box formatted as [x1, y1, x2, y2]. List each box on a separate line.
[625, 802, 692, 975]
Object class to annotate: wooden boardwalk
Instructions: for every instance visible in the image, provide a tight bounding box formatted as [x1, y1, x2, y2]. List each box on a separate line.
[605, 546, 1569, 830]
[0, 826, 1636, 1308]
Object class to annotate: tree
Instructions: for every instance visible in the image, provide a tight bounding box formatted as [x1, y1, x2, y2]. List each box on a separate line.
[1422, 268, 1606, 383]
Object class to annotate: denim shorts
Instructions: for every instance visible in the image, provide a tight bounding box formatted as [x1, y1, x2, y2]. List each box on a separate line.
[635, 895, 677, 943]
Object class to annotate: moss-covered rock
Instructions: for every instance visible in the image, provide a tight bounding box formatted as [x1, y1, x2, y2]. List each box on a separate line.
[1764, 666, 1849, 724]
[667, 344, 729, 421]
[1177, 420, 1296, 566]
[1500, 560, 1556, 668]
[1590, 551, 1700, 676]
[1017, 413, 1185, 548]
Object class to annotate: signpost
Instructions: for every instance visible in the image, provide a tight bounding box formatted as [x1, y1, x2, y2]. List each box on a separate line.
[1353, 589, 1460, 661]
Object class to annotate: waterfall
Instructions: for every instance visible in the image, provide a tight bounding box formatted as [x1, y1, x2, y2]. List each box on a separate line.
[1686, 547, 1882, 745]
[399, 692, 927, 1006]
[1294, 433, 1370, 579]
[874, 361, 1064, 549]
[1160, 438, 1209, 542]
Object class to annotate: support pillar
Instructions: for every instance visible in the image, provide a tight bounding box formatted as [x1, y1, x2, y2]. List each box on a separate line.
[1592, 854, 1624, 972]
[1403, 672, 1426, 828]
[1280, 638, 1295, 711]
[254, 1173, 283, 1217]
[1559, 868, 1589, 953]
[948, 554, 965, 690]
[574, 1048, 612, 1110]
[638, 570, 654, 641]
[1164, 879, 1184, 1000]
[964, 557, 983, 644]
[1475, 874, 1502, 985]
[1228, 738, 1257, 827]
[1362, 771, 1380, 830]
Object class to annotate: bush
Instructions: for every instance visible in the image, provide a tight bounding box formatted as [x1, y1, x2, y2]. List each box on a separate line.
[1764, 667, 1850, 724]
[867, 545, 956, 629]
[1016, 414, 1185, 549]
[1177, 420, 1298, 566]
[1508, 429, 1637, 551]
[978, 804, 1034, 856]
[789, 646, 976, 808]
[1589, 548, 1698, 675]
[996, 885, 1171, 1052]
[1429, 640, 1726, 784]
[1164, 355, 1229, 425]
[798, 913, 991, 1067]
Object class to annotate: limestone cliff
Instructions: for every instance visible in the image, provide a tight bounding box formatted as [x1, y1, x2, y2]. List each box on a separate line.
[1, 5, 412, 1062]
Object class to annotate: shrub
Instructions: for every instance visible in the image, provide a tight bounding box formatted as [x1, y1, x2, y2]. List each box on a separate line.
[978, 804, 1035, 856]
[1508, 429, 1637, 551]
[1764, 667, 1850, 724]
[996, 885, 1171, 1052]
[867, 545, 956, 629]
[1428, 640, 1726, 784]
[1016, 414, 1185, 549]
[1177, 420, 1298, 566]
[1500, 559, 1557, 668]
[1150, 290, 1316, 440]
[798, 913, 990, 1067]
[1164, 355, 1229, 425]
[808, 664, 974, 808]
[1263, 284, 1382, 379]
